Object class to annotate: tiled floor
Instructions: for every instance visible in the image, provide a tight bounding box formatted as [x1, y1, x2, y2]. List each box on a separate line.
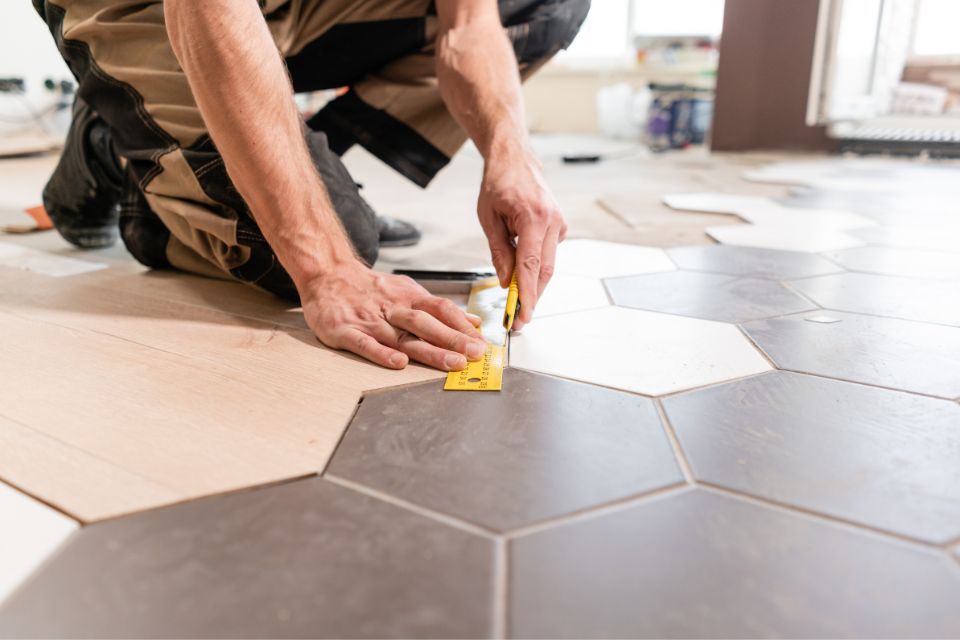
[2, 145, 960, 637]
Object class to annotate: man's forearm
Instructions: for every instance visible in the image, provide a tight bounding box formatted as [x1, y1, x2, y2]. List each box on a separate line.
[436, 7, 532, 164]
[164, 0, 355, 289]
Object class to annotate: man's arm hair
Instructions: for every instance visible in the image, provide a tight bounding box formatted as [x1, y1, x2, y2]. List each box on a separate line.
[164, 0, 356, 289]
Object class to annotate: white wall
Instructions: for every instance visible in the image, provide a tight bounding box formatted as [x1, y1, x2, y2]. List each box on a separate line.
[0, 3, 73, 135]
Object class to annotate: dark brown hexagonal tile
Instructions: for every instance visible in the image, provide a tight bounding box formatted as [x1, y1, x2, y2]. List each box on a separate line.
[326, 369, 683, 532]
[667, 245, 843, 279]
[606, 271, 816, 323]
[0, 478, 494, 639]
[790, 272, 960, 326]
[662, 371, 960, 543]
[742, 310, 960, 399]
[509, 490, 960, 638]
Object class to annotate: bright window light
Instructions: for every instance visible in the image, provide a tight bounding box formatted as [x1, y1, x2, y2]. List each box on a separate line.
[633, 0, 725, 37]
[912, 0, 960, 56]
[560, 0, 724, 62]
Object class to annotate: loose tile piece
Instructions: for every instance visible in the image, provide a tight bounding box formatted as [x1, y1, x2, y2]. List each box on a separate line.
[0, 482, 77, 605]
[824, 246, 960, 280]
[534, 273, 610, 318]
[667, 245, 843, 279]
[742, 311, 960, 398]
[510, 490, 960, 638]
[0, 242, 107, 277]
[510, 306, 772, 396]
[328, 370, 682, 532]
[791, 272, 960, 326]
[556, 239, 675, 279]
[606, 271, 816, 323]
[0, 478, 494, 638]
[707, 224, 864, 253]
[664, 193, 876, 229]
[663, 371, 960, 543]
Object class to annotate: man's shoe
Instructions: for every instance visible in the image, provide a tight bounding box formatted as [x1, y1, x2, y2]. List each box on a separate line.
[377, 215, 422, 248]
[42, 97, 123, 248]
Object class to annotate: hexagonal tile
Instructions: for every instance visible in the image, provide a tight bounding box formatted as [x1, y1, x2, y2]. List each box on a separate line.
[823, 246, 960, 280]
[556, 239, 675, 279]
[790, 272, 960, 326]
[662, 371, 960, 543]
[0, 479, 494, 638]
[781, 188, 959, 226]
[851, 225, 960, 254]
[706, 224, 864, 253]
[327, 369, 682, 532]
[0, 482, 76, 605]
[535, 273, 610, 319]
[742, 310, 960, 398]
[667, 245, 843, 279]
[605, 271, 816, 323]
[510, 306, 772, 396]
[510, 490, 960, 638]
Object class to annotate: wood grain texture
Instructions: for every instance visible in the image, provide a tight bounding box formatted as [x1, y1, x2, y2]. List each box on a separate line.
[0, 265, 442, 522]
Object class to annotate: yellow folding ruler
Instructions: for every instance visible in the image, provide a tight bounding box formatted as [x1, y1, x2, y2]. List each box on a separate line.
[444, 272, 519, 392]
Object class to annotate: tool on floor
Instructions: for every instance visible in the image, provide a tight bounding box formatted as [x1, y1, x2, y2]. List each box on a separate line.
[396, 268, 517, 392]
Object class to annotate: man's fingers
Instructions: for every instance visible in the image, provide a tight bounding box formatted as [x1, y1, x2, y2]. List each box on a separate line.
[515, 224, 545, 325]
[334, 328, 408, 369]
[413, 296, 484, 340]
[387, 307, 486, 364]
[483, 218, 516, 288]
[538, 226, 559, 299]
[397, 333, 470, 372]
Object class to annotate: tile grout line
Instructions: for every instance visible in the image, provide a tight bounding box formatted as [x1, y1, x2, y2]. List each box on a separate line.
[506, 483, 693, 541]
[653, 398, 695, 484]
[733, 323, 781, 370]
[317, 396, 366, 476]
[323, 474, 500, 540]
[493, 537, 509, 640]
[779, 278, 825, 309]
[698, 483, 943, 552]
[772, 365, 958, 402]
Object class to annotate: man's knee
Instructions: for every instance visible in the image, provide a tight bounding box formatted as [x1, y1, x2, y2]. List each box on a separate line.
[510, 0, 591, 64]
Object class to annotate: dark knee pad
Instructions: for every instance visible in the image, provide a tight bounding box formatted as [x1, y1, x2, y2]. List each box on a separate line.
[118, 170, 172, 270]
[511, 0, 592, 64]
[305, 131, 380, 267]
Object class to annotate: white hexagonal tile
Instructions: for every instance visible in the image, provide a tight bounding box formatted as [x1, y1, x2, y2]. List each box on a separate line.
[510, 307, 772, 396]
[535, 273, 610, 319]
[556, 239, 675, 279]
[0, 481, 77, 604]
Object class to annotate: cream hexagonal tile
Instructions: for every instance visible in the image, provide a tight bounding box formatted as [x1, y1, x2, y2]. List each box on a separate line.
[534, 273, 610, 318]
[556, 239, 675, 279]
[510, 306, 772, 396]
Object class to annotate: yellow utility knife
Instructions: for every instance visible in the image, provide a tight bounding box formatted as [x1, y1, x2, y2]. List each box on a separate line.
[502, 271, 521, 331]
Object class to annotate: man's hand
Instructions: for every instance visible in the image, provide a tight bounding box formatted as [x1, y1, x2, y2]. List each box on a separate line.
[301, 261, 487, 371]
[436, 0, 567, 331]
[478, 148, 567, 330]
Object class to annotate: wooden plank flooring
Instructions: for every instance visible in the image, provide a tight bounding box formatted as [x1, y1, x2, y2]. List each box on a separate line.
[0, 263, 441, 522]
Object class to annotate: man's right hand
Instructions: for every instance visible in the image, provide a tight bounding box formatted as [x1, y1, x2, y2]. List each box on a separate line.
[301, 260, 488, 371]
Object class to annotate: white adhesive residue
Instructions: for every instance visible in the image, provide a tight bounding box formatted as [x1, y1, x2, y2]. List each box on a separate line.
[0, 241, 107, 277]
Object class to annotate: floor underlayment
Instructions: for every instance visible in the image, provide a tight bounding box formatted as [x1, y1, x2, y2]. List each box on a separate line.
[1, 137, 959, 637]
